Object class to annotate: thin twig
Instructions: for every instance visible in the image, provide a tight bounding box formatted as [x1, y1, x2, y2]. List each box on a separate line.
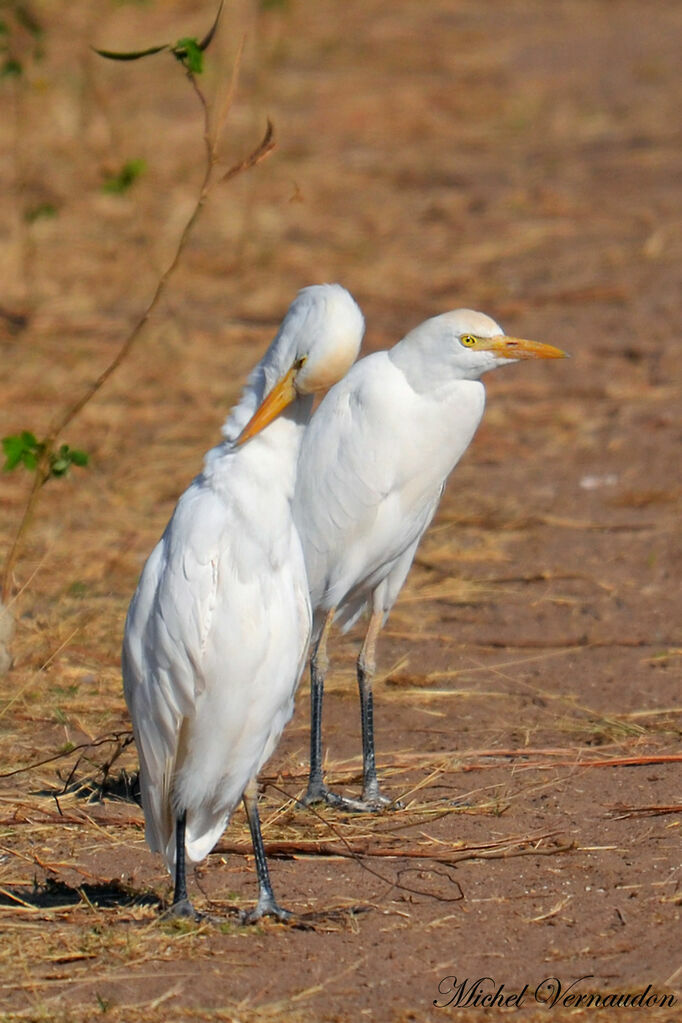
[259, 782, 465, 904]
[221, 119, 277, 183]
[0, 731, 133, 779]
[213, 833, 574, 867]
[0, 30, 276, 609]
[607, 803, 682, 819]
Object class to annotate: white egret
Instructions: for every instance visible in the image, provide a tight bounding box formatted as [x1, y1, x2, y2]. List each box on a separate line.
[122, 284, 365, 918]
[293, 309, 567, 811]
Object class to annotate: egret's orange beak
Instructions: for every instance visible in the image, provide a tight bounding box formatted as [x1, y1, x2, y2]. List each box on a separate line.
[489, 336, 569, 360]
[235, 365, 299, 446]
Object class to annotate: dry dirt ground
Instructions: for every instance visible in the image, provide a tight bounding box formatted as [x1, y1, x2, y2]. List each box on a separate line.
[0, 1, 680, 1021]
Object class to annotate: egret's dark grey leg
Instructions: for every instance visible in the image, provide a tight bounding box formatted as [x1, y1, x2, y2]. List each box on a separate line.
[240, 777, 291, 923]
[166, 810, 199, 918]
[303, 609, 374, 812]
[303, 608, 335, 805]
[356, 609, 393, 808]
[304, 608, 395, 813]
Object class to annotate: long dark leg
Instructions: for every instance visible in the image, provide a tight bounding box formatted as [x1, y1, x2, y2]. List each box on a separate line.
[167, 810, 198, 918]
[357, 610, 393, 807]
[303, 609, 376, 811]
[303, 608, 394, 813]
[241, 777, 291, 923]
[303, 608, 335, 805]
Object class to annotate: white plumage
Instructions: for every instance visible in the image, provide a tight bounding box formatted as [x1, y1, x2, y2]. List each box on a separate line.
[293, 309, 567, 810]
[123, 284, 365, 917]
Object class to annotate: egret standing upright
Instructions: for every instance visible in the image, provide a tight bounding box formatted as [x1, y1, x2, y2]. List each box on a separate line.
[293, 309, 567, 811]
[123, 284, 365, 918]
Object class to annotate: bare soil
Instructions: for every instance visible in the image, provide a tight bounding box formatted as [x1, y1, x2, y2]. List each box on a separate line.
[0, 1, 680, 1021]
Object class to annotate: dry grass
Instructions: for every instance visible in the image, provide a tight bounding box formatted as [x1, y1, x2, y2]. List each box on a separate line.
[1, 0, 681, 1019]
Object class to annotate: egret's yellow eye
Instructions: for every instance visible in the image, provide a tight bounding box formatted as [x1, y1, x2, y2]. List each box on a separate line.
[460, 334, 477, 347]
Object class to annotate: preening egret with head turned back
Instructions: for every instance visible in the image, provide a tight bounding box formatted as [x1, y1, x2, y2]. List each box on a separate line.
[293, 309, 568, 811]
[123, 284, 365, 919]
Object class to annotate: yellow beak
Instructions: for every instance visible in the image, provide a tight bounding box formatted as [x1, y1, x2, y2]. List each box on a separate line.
[489, 336, 569, 360]
[235, 364, 299, 446]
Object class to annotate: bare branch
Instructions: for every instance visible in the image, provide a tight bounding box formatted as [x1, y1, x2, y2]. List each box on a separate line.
[1, 9, 276, 629]
[221, 118, 277, 183]
[198, 0, 225, 52]
[210, 33, 246, 157]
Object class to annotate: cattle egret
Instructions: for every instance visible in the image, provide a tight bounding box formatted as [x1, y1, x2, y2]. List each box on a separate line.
[123, 284, 365, 918]
[293, 309, 567, 811]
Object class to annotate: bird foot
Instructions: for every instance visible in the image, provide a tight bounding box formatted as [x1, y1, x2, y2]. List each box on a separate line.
[362, 789, 404, 811]
[240, 896, 292, 926]
[303, 782, 401, 814]
[162, 897, 205, 923]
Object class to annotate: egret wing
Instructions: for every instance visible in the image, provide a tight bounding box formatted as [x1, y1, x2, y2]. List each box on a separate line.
[295, 353, 446, 618]
[122, 479, 228, 855]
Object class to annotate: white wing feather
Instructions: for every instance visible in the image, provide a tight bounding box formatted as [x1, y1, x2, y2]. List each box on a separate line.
[123, 448, 311, 869]
[295, 352, 486, 633]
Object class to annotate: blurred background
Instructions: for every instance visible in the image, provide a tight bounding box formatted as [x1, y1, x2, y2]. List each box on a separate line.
[1, 0, 679, 682]
[0, 1, 679, 1016]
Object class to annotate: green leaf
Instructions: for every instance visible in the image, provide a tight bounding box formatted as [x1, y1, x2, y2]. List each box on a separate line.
[48, 444, 90, 478]
[173, 36, 203, 74]
[24, 201, 58, 223]
[1, 57, 22, 77]
[197, 1, 224, 52]
[92, 42, 169, 62]
[2, 431, 41, 472]
[14, 5, 43, 39]
[102, 158, 146, 194]
[2, 432, 89, 477]
[2, 435, 24, 471]
[94, 1, 222, 72]
[69, 448, 89, 467]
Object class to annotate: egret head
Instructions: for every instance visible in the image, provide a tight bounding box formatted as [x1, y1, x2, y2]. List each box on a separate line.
[292, 284, 366, 395]
[395, 309, 568, 387]
[236, 284, 364, 445]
